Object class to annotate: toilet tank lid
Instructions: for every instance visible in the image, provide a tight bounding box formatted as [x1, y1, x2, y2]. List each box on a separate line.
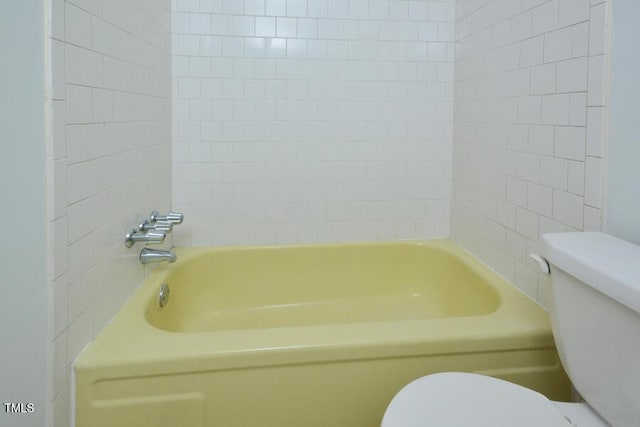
[541, 232, 640, 314]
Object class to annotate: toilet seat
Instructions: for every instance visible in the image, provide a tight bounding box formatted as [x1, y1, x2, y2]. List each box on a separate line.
[382, 372, 574, 427]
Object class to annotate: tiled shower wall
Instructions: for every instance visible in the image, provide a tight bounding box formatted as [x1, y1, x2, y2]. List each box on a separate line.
[46, 0, 171, 425]
[451, 0, 609, 303]
[171, 0, 456, 246]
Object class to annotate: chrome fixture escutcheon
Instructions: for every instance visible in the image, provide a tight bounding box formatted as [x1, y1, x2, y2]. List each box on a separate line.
[158, 284, 170, 308]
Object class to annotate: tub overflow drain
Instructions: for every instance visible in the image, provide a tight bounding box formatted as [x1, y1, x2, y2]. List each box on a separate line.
[158, 284, 170, 308]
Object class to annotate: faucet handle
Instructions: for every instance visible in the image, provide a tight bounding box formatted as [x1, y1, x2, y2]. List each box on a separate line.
[139, 219, 173, 232]
[150, 211, 183, 225]
[125, 229, 166, 248]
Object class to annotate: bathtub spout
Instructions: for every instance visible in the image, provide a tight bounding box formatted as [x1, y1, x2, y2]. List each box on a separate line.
[139, 248, 177, 264]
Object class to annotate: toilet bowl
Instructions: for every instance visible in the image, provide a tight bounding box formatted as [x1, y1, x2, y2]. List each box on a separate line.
[381, 372, 609, 427]
[382, 232, 640, 427]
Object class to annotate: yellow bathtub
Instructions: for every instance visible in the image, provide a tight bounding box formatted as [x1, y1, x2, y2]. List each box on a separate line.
[75, 240, 570, 427]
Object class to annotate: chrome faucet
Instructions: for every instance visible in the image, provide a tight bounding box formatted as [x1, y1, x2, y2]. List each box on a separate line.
[125, 229, 166, 248]
[139, 219, 173, 232]
[125, 210, 184, 264]
[150, 211, 183, 224]
[139, 248, 176, 264]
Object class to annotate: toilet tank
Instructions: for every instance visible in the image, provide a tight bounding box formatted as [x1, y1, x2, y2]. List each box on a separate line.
[541, 232, 640, 426]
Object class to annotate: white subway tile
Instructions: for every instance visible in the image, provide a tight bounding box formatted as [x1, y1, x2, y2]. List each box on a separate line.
[554, 126, 585, 160]
[91, 16, 113, 55]
[233, 15, 255, 36]
[67, 310, 93, 363]
[65, 3, 92, 49]
[189, 56, 213, 76]
[517, 96, 541, 124]
[586, 106, 605, 157]
[66, 84, 93, 124]
[67, 124, 105, 165]
[211, 14, 233, 35]
[541, 94, 571, 125]
[516, 207, 539, 240]
[569, 93, 587, 126]
[584, 205, 602, 232]
[507, 178, 528, 207]
[51, 0, 65, 40]
[267, 0, 287, 16]
[200, 0, 222, 13]
[507, 124, 528, 151]
[287, 0, 307, 17]
[517, 152, 541, 182]
[52, 101, 67, 160]
[296, 18, 318, 38]
[277, 17, 297, 37]
[174, 12, 190, 33]
[67, 162, 95, 204]
[584, 156, 602, 207]
[527, 183, 553, 217]
[520, 36, 544, 67]
[567, 160, 585, 195]
[52, 329, 67, 397]
[51, 40, 66, 99]
[176, 34, 200, 55]
[589, 3, 608, 55]
[559, 0, 590, 27]
[53, 384, 71, 427]
[199, 36, 222, 57]
[588, 55, 606, 106]
[223, 0, 244, 14]
[92, 89, 114, 122]
[51, 216, 68, 281]
[544, 27, 574, 63]
[429, 3, 449, 22]
[338, 21, 359, 40]
[68, 233, 95, 283]
[553, 190, 584, 228]
[572, 21, 590, 57]
[256, 16, 276, 36]
[190, 99, 212, 119]
[245, 0, 265, 15]
[556, 57, 588, 93]
[177, 0, 200, 12]
[540, 156, 568, 190]
[368, 0, 388, 20]
[529, 125, 554, 156]
[308, 0, 328, 18]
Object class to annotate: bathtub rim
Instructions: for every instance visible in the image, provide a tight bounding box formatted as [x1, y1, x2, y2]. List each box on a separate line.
[75, 239, 555, 377]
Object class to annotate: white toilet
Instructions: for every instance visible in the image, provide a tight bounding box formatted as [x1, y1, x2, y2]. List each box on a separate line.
[382, 232, 640, 427]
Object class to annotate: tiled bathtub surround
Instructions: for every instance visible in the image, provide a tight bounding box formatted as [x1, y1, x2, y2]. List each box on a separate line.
[451, 0, 609, 303]
[46, 0, 171, 425]
[172, 0, 456, 246]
